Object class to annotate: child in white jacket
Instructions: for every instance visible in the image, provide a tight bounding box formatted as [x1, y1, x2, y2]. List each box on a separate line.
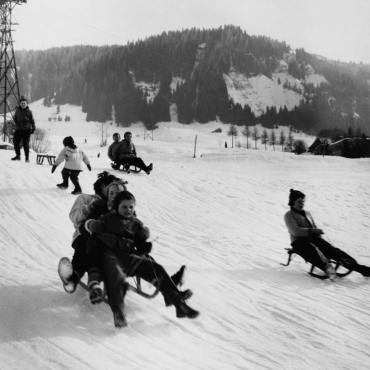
[52, 136, 91, 195]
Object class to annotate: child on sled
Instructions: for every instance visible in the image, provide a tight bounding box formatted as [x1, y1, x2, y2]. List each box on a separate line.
[284, 189, 370, 280]
[85, 190, 200, 328]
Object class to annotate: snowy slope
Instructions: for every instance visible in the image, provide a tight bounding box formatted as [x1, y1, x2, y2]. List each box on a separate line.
[1, 103, 370, 370]
[224, 71, 304, 116]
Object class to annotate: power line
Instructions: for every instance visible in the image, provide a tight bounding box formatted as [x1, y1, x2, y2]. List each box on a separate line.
[33, 0, 129, 44]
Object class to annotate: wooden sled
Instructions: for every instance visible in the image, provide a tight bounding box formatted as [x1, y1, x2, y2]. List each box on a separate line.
[119, 164, 142, 174]
[281, 247, 353, 280]
[111, 162, 142, 174]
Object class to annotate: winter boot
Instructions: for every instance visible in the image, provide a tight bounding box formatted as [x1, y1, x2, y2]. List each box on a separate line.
[71, 189, 82, 195]
[110, 163, 119, 170]
[57, 183, 68, 190]
[176, 302, 200, 319]
[171, 265, 186, 287]
[325, 263, 337, 281]
[11, 156, 21, 161]
[123, 163, 131, 173]
[58, 257, 79, 293]
[88, 282, 103, 304]
[145, 163, 153, 175]
[165, 289, 193, 307]
[25, 157, 30, 163]
[113, 311, 128, 329]
[356, 265, 370, 277]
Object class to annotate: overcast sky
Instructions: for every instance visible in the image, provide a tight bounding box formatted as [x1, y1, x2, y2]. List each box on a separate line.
[11, 0, 370, 64]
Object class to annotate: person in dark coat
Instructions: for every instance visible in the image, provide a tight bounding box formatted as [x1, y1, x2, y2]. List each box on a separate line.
[108, 133, 122, 170]
[116, 132, 153, 174]
[11, 96, 36, 162]
[85, 191, 199, 328]
[284, 189, 370, 280]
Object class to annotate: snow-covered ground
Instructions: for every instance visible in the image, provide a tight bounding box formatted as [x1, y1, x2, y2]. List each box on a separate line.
[1, 102, 370, 370]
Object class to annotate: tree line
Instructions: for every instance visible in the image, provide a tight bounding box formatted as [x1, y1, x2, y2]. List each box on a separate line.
[14, 25, 370, 136]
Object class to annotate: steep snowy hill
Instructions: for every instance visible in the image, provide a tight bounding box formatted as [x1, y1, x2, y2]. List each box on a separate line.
[224, 71, 304, 116]
[1, 103, 370, 370]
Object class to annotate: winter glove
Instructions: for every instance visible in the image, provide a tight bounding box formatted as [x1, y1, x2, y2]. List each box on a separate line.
[136, 226, 150, 242]
[87, 220, 106, 234]
[311, 228, 324, 236]
[87, 164, 91, 171]
[51, 165, 57, 173]
[136, 241, 152, 255]
[30, 128, 35, 134]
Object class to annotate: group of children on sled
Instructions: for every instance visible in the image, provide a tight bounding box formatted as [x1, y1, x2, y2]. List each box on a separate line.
[58, 171, 198, 328]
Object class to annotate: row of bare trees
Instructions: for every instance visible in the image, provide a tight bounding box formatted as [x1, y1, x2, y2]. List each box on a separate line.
[227, 124, 297, 151]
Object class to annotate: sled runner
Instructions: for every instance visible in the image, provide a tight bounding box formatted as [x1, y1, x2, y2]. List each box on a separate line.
[58, 256, 162, 305]
[119, 164, 142, 174]
[281, 247, 353, 279]
[79, 275, 162, 304]
[110, 163, 142, 174]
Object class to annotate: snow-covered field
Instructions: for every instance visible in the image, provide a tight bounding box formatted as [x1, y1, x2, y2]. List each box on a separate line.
[1, 102, 370, 370]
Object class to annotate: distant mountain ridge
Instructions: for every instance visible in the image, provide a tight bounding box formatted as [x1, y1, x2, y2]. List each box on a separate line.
[15, 25, 370, 136]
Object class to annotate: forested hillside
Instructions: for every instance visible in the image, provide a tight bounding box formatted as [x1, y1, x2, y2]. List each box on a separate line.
[15, 25, 370, 136]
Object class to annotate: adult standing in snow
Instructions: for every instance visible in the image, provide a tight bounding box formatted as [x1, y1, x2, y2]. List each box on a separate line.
[51, 136, 91, 195]
[11, 95, 36, 163]
[115, 132, 153, 174]
[107, 133, 122, 170]
[284, 189, 370, 280]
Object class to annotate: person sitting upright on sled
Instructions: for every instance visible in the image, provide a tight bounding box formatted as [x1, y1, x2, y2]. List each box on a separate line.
[108, 133, 122, 170]
[284, 189, 370, 280]
[85, 190, 199, 328]
[113, 132, 153, 175]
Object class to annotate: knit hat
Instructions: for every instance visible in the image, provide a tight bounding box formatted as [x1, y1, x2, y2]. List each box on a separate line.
[124, 132, 132, 139]
[288, 189, 305, 206]
[19, 95, 27, 103]
[63, 136, 75, 147]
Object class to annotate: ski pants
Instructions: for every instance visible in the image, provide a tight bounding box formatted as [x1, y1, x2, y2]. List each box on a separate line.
[13, 129, 31, 158]
[87, 237, 184, 315]
[71, 234, 90, 280]
[291, 237, 368, 274]
[61, 168, 82, 191]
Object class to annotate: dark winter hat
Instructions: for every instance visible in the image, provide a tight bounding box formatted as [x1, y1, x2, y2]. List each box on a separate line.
[19, 95, 27, 103]
[124, 132, 132, 139]
[63, 136, 75, 147]
[288, 189, 305, 206]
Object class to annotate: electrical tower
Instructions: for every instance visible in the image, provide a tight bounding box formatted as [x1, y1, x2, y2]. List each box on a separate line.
[0, 0, 27, 142]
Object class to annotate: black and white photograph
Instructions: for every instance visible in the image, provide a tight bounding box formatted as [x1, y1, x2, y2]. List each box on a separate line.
[0, 1, 369, 369]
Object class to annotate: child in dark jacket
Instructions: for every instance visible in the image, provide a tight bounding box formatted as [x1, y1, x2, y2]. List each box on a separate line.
[85, 190, 200, 328]
[52, 136, 91, 195]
